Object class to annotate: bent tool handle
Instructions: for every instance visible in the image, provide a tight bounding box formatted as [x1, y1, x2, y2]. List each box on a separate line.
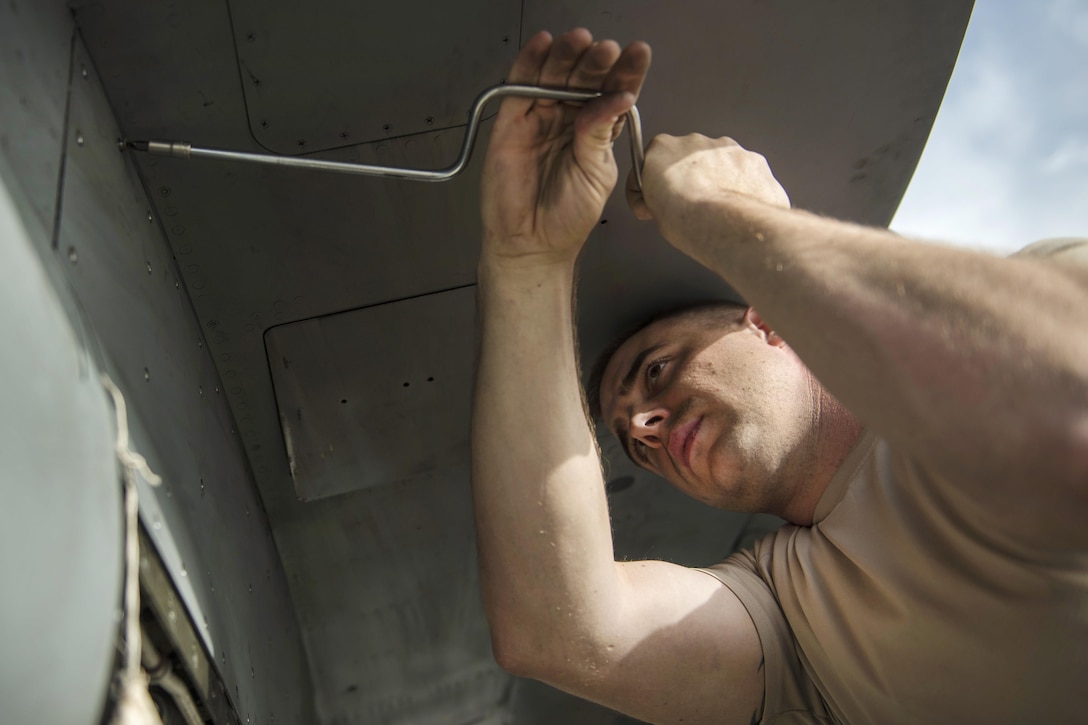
[125, 84, 645, 191]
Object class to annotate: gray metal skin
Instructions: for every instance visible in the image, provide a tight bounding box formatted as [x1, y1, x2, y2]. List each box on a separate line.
[1, 1, 315, 723]
[3, 0, 971, 724]
[0, 122, 121, 725]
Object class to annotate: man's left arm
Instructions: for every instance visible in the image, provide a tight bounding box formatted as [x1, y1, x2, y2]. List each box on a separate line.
[630, 135, 1088, 548]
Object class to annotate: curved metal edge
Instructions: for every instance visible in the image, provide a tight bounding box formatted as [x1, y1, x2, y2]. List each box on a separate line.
[126, 84, 645, 190]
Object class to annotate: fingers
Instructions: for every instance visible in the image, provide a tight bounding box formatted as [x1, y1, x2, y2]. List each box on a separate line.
[568, 40, 622, 91]
[507, 31, 552, 86]
[538, 28, 594, 89]
[625, 169, 653, 221]
[499, 31, 553, 118]
[604, 41, 652, 99]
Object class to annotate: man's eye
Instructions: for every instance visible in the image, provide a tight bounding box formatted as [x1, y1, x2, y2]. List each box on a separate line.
[646, 359, 666, 384]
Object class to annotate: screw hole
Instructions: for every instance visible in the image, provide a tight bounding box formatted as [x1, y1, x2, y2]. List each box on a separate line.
[600, 218, 608, 225]
[340, 399, 347, 404]
[402, 382, 410, 388]
[427, 376, 434, 382]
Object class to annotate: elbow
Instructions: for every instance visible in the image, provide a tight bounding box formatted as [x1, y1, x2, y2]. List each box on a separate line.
[489, 630, 533, 677]
[1066, 413, 1088, 491]
[486, 614, 603, 684]
[487, 620, 548, 678]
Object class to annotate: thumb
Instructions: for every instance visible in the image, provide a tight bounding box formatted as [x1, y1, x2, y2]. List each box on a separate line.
[574, 91, 636, 156]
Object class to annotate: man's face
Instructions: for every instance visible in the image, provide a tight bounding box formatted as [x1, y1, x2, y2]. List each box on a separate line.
[598, 308, 813, 511]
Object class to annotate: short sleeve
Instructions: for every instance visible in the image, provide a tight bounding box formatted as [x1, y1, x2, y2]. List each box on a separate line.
[1011, 237, 1088, 265]
[699, 550, 835, 724]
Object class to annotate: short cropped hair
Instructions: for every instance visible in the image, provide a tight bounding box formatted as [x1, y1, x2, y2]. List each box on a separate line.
[585, 300, 749, 422]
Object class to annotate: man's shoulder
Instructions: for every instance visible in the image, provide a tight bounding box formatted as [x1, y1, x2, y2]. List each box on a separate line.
[1011, 237, 1088, 264]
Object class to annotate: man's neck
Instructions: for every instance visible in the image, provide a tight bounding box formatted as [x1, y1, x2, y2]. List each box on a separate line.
[779, 381, 864, 526]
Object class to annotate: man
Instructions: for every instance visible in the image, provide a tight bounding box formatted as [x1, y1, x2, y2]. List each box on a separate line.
[471, 29, 1088, 724]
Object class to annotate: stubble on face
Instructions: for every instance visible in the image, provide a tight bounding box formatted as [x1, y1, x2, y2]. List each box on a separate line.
[599, 310, 818, 517]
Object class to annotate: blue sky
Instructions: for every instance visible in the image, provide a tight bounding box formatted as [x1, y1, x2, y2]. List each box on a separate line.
[891, 0, 1088, 254]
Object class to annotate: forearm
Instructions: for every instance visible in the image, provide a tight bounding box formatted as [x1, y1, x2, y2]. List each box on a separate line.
[472, 257, 621, 672]
[669, 195, 1088, 487]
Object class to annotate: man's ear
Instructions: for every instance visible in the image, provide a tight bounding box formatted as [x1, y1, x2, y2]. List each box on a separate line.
[744, 308, 788, 347]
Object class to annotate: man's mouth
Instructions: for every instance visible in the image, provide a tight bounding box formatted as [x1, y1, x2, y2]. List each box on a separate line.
[668, 417, 702, 471]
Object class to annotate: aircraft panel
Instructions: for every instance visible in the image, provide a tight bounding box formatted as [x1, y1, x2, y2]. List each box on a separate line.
[230, 0, 520, 153]
[268, 286, 475, 500]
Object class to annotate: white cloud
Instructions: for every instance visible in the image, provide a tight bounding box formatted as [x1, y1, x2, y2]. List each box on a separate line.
[1041, 138, 1088, 174]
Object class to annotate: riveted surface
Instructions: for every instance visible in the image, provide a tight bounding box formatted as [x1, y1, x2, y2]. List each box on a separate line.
[0, 0, 72, 249]
[229, 0, 520, 153]
[19, 13, 316, 721]
[268, 286, 475, 500]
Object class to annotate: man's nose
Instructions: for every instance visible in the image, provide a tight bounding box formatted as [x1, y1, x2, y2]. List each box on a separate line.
[631, 407, 669, 448]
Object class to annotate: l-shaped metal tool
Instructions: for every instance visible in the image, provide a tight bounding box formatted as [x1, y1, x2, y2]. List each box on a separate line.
[125, 84, 645, 191]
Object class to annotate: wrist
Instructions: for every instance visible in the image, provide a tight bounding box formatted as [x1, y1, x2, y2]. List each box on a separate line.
[662, 192, 780, 251]
[478, 246, 579, 283]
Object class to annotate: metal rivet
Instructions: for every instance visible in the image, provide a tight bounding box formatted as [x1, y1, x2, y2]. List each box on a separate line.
[67, 247, 78, 263]
[81, 65, 88, 78]
[198, 339, 202, 349]
[199, 385, 204, 397]
[146, 261, 152, 274]
[75, 132, 84, 146]
[159, 186, 171, 197]
[425, 117, 434, 126]
[144, 367, 150, 382]
[246, 32, 255, 42]
[174, 278, 179, 289]
[147, 210, 153, 223]
[382, 124, 392, 132]
[207, 320, 218, 329]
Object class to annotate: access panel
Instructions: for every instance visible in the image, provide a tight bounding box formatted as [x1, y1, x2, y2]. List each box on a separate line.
[267, 286, 475, 500]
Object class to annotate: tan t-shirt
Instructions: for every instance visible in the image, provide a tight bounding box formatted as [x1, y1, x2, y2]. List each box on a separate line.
[701, 240, 1088, 724]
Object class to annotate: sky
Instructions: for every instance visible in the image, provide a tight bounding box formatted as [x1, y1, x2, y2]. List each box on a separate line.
[890, 0, 1088, 255]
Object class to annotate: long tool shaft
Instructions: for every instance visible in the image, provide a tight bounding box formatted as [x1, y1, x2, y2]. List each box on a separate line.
[125, 84, 645, 191]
